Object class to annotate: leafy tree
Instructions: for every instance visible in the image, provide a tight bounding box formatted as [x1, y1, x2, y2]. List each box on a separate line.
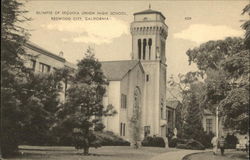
[1, 0, 31, 157]
[182, 82, 205, 143]
[167, 72, 205, 138]
[1, 0, 71, 154]
[241, 4, 250, 49]
[19, 69, 69, 145]
[57, 48, 116, 155]
[186, 37, 249, 133]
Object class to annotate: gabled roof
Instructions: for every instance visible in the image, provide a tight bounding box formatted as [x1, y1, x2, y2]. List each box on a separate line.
[101, 60, 141, 81]
[25, 42, 66, 62]
[134, 9, 166, 19]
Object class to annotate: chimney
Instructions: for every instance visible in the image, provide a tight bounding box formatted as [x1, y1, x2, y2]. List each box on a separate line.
[59, 51, 64, 57]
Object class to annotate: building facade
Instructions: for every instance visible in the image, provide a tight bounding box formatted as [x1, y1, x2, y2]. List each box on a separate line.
[24, 8, 172, 144]
[131, 8, 168, 139]
[102, 8, 169, 142]
[24, 42, 76, 102]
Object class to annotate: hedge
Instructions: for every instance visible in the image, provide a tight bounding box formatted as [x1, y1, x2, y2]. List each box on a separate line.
[141, 136, 165, 147]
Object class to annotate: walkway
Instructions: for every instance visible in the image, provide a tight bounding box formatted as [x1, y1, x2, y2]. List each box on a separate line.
[150, 149, 209, 160]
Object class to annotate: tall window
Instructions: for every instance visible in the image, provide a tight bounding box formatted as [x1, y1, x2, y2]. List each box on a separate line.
[166, 108, 168, 121]
[123, 123, 126, 136]
[167, 110, 173, 128]
[161, 40, 165, 61]
[120, 123, 123, 136]
[120, 123, 126, 136]
[39, 62, 50, 73]
[30, 60, 36, 71]
[121, 94, 127, 108]
[148, 38, 152, 60]
[144, 126, 150, 137]
[143, 39, 146, 60]
[206, 119, 213, 133]
[138, 39, 141, 59]
[146, 74, 149, 82]
[160, 99, 164, 119]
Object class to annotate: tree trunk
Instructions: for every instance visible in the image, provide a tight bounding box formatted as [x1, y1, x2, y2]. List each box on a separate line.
[83, 147, 89, 155]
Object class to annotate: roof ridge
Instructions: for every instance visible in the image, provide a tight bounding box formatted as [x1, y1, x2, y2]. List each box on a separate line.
[134, 8, 166, 19]
[25, 41, 66, 62]
[100, 60, 139, 63]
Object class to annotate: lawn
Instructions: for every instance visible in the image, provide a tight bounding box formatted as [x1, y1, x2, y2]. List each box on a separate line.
[7, 145, 177, 160]
[183, 150, 249, 160]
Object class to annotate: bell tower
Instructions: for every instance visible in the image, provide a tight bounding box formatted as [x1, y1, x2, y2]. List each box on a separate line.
[130, 7, 168, 138]
[130, 7, 168, 63]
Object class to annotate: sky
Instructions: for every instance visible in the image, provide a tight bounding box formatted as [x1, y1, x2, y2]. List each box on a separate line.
[21, 0, 249, 78]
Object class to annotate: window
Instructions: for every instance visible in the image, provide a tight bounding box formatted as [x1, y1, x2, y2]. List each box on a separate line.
[146, 74, 149, 82]
[168, 110, 172, 122]
[206, 119, 213, 133]
[120, 123, 123, 136]
[160, 99, 164, 119]
[148, 39, 152, 60]
[161, 107, 164, 119]
[144, 126, 150, 137]
[30, 60, 36, 71]
[138, 39, 141, 59]
[39, 63, 51, 73]
[123, 123, 126, 136]
[121, 94, 127, 108]
[166, 109, 168, 121]
[120, 123, 126, 136]
[143, 39, 147, 60]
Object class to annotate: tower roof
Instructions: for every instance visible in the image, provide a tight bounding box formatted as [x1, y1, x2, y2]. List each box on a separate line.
[134, 8, 165, 19]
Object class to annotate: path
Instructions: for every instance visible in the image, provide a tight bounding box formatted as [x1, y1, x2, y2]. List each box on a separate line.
[150, 149, 208, 160]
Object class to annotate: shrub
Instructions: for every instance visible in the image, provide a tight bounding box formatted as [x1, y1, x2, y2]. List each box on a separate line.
[168, 138, 178, 147]
[141, 136, 165, 147]
[225, 134, 238, 149]
[200, 132, 214, 148]
[168, 138, 188, 148]
[176, 139, 205, 150]
[95, 131, 130, 146]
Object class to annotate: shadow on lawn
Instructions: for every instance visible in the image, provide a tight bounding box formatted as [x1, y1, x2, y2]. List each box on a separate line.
[13, 149, 114, 159]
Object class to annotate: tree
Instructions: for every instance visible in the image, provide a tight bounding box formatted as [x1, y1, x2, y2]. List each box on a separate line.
[57, 48, 115, 155]
[1, 0, 71, 153]
[18, 69, 69, 145]
[241, 4, 250, 49]
[182, 82, 205, 143]
[167, 72, 205, 138]
[186, 37, 249, 133]
[1, 0, 31, 157]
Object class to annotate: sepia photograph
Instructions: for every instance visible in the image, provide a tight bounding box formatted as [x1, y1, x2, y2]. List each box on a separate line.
[1, 0, 249, 159]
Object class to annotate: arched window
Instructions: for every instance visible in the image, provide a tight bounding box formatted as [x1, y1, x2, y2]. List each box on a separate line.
[143, 39, 147, 60]
[148, 38, 152, 60]
[138, 39, 141, 59]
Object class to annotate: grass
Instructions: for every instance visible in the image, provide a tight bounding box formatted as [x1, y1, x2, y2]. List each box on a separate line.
[183, 150, 249, 160]
[6, 145, 176, 160]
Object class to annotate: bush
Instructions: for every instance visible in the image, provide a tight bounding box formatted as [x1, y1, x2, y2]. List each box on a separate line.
[225, 134, 238, 149]
[168, 138, 178, 147]
[176, 139, 205, 150]
[141, 136, 165, 147]
[95, 131, 130, 146]
[200, 132, 214, 148]
[168, 138, 188, 148]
